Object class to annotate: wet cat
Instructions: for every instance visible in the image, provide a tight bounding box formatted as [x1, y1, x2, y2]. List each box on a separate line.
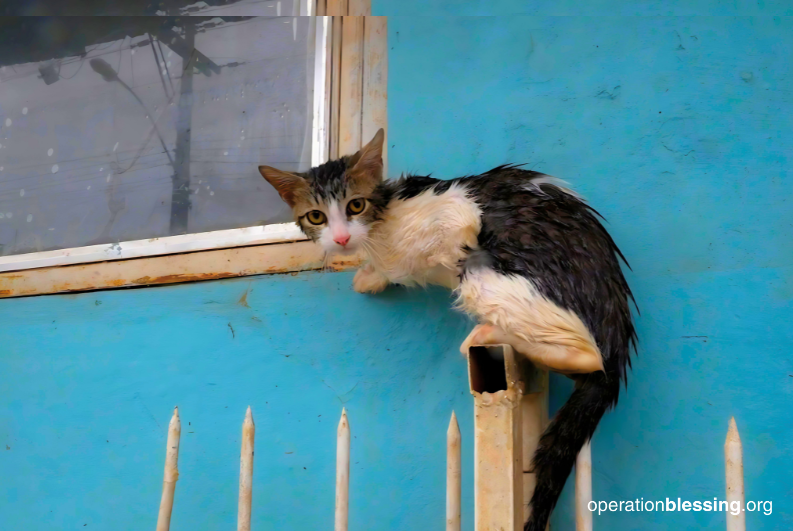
[260, 129, 637, 530]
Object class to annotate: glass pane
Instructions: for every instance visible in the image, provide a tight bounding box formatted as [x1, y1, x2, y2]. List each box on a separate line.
[0, 14, 318, 256]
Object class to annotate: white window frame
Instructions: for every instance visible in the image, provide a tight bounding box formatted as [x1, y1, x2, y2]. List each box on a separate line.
[0, 9, 387, 298]
[0, 15, 331, 275]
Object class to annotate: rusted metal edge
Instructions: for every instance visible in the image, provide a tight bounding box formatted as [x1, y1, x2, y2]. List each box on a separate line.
[0, 240, 363, 299]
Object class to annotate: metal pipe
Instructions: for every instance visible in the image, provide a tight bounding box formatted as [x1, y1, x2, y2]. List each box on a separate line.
[467, 344, 543, 531]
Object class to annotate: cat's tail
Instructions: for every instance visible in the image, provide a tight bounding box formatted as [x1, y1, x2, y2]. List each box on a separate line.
[523, 371, 619, 531]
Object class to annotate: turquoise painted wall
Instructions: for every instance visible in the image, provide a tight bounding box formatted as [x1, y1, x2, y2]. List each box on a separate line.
[2, 6, 792, 531]
[0, 275, 476, 529]
[377, 5, 793, 530]
[374, 1, 792, 16]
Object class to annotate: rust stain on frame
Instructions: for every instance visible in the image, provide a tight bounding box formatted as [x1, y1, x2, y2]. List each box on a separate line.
[132, 273, 232, 285]
[0, 241, 365, 298]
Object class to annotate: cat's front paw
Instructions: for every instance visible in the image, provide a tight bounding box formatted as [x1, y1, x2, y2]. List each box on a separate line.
[353, 266, 389, 294]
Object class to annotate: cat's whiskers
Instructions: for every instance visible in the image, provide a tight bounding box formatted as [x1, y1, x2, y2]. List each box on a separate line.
[321, 250, 334, 272]
[358, 241, 376, 266]
[360, 237, 386, 266]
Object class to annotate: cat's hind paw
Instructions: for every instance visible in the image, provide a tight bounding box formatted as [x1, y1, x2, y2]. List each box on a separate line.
[459, 323, 503, 356]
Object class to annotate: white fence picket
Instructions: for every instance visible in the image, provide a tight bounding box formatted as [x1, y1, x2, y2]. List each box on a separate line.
[447, 411, 461, 531]
[335, 408, 351, 531]
[725, 417, 746, 531]
[575, 441, 593, 531]
[238, 406, 255, 531]
[156, 407, 181, 531]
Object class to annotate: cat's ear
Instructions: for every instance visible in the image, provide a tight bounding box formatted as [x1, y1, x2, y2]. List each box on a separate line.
[258, 166, 308, 208]
[348, 128, 384, 187]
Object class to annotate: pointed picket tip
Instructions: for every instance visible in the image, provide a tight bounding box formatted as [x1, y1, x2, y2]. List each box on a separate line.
[169, 407, 180, 427]
[338, 408, 349, 431]
[726, 417, 741, 445]
[446, 411, 462, 531]
[448, 411, 461, 440]
[244, 405, 254, 425]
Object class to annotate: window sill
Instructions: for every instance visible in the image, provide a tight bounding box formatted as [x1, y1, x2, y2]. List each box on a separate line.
[0, 236, 364, 298]
[0, 223, 309, 274]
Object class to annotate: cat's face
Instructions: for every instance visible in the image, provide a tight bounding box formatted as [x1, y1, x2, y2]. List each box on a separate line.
[259, 129, 385, 256]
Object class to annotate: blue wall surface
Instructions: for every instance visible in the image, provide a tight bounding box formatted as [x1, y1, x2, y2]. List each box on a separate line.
[378, 5, 793, 531]
[0, 275, 476, 530]
[374, 1, 793, 16]
[2, 6, 793, 531]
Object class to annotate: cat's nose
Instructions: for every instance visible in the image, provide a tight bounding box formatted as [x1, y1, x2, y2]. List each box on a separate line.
[334, 234, 351, 247]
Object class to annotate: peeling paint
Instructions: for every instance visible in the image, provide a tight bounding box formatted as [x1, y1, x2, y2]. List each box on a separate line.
[238, 289, 250, 307]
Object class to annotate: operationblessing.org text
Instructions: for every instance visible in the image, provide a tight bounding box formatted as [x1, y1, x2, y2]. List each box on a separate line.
[589, 498, 772, 516]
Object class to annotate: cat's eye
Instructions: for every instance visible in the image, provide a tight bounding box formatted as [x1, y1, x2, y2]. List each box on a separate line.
[306, 210, 326, 225]
[346, 198, 366, 215]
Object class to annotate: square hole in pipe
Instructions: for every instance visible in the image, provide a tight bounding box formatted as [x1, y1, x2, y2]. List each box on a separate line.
[468, 346, 508, 393]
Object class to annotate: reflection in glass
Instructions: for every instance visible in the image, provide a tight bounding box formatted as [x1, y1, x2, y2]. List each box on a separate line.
[0, 15, 318, 256]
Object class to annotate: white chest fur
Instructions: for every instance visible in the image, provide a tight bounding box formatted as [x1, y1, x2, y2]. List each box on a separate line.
[365, 184, 482, 289]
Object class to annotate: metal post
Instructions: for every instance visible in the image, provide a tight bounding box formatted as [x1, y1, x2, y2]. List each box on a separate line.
[467, 344, 543, 531]
[521, 369, 549, 523]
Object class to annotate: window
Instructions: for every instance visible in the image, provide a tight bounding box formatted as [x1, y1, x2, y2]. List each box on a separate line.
[0, 11, 328, 266]
[0, 4, 386, 296]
